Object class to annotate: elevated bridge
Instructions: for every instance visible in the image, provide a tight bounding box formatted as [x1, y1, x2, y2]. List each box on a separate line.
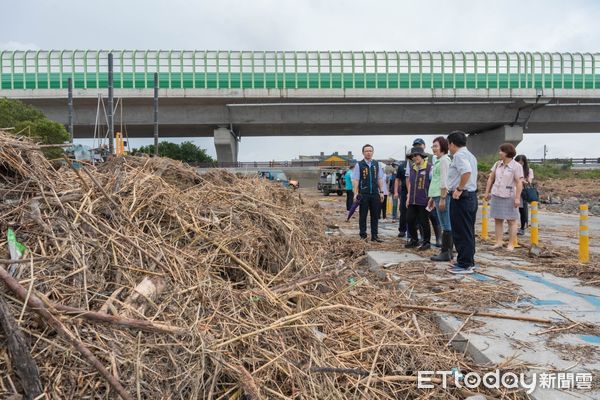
[2, 50, 600, 161]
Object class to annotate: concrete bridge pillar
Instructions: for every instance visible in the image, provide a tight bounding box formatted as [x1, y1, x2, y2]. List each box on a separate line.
[214, 127, 239, 163]
[468, 125, 523, 159]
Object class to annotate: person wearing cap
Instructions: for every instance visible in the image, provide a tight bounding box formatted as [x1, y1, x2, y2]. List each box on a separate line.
[405, 147, 432, 250]
[405, 138, 442, 247]
[344, 164, 354, 211]
[446, 131, 479, 274]
[352, 144, 385, 242]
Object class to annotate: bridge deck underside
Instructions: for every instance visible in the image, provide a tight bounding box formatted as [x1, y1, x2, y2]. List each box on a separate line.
[10, 92, 600, 138]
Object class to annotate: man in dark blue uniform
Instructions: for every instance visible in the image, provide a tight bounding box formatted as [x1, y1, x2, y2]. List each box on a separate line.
[351, 144, 385, 242]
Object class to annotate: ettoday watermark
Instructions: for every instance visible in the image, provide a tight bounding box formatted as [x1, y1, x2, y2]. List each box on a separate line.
[417, 370, 593, 394]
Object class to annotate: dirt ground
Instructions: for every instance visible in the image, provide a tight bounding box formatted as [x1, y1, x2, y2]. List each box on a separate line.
[537, 177, 600, 199]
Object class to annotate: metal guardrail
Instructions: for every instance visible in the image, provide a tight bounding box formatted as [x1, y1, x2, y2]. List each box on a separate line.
[192, 160, 351, 168]
[1, 50, 599, 90]
[528, 158, 600, 165]
[193, 158, 600, 169]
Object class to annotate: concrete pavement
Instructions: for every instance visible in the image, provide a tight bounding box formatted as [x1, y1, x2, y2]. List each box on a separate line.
[336, 206, 599, 399]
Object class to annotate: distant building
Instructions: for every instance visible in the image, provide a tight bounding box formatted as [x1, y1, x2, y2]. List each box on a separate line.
[293, 151, 355, 166]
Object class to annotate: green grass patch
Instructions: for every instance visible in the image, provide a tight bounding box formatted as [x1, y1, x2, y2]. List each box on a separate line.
[573, 169, 600, 179]
[477, 155, 497, 173]
[531, 161, 572, 180]
[477, 157, 600, 180]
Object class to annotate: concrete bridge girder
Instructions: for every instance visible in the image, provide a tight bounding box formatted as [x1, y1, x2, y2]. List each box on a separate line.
[18, 99, 532, 135]
[6, 87, 600, 100]
[8, 88, 600, 162]
[19, 96, 600, 131]
[24, 100, 600, 135]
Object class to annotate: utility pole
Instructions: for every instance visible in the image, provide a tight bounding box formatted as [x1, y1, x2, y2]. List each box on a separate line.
[543, 145, 548, 161]
[153, 72, 159, 156]
[67, 77, 74, 143]
[108, 53, 114, 155]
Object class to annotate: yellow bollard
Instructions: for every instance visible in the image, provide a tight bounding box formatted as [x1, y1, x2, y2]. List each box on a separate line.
[580, 204, 589, 263]
[115, 131, 124, 156]
[481, 200, 489, 240]
[530, 201, 539, 246]
[387, 196, 393, 215]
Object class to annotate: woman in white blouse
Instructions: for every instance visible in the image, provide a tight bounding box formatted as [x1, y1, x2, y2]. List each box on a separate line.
[484, 143, 524, 251]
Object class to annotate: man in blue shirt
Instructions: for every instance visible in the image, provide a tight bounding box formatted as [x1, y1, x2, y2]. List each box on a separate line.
[352, 144, 385, 242]
[446, 131, 479, 274]
[344, 165, 354, 211]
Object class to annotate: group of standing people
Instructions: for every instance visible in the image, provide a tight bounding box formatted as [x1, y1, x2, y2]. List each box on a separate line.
[392, 134, 471, 268]
[349, 132, 478, 274]
[349, 130, 534, 275]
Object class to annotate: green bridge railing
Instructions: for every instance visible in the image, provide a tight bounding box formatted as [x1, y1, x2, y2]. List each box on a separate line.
[1, 50, 599, 91]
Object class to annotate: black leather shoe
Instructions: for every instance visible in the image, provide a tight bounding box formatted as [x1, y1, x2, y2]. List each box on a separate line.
[371, 237, 384, 243]
[431, 251, 451, 261]
[417, 242, 431, 251]
[405, 240, 419, 248]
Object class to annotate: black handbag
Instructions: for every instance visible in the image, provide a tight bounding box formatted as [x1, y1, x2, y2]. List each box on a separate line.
[522, 183, 539, 203]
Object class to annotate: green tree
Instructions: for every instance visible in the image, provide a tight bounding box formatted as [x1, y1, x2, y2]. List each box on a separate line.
[179, 141, 213, 163]
[0, 98, 69, 159]
[135, 141, 213, 163]
[0, 98, 46, 127]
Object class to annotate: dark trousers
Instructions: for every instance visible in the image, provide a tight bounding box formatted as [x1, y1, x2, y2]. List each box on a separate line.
[429, 209, 439, 228]
[359, 193, 380, 238]
[346, 190, 354, 211]
[407, 205, 431, 244]
[407, 202, 438, 240]
[380, 195, 388, 219]
[519, 197, 529, 229]
[450, 191, 478, 268]
[398, 188, 408, 234]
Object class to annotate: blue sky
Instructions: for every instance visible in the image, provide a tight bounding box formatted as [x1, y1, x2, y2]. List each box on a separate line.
[2, 0, 600, 160]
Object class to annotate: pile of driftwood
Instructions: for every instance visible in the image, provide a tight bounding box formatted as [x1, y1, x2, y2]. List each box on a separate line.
[0, 131, 523, 399]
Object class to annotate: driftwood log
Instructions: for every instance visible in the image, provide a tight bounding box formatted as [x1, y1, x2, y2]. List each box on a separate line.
[0, 294, 44, 399]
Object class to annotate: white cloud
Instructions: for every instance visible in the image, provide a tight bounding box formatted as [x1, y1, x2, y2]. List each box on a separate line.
[3, 0, 599, 51]
[0, 41, 40, 51]
[5, 0, 600, 160]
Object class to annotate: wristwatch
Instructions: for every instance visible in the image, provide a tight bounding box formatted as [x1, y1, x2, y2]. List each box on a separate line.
[456, 187, 464, 192]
